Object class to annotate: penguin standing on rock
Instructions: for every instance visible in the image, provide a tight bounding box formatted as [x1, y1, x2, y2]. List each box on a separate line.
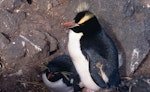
[42, 55, 82, 92]
[63, 2, 120, 91]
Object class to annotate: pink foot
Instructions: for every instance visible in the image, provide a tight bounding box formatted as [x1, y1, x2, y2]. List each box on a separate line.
[82, 88, 95, 92]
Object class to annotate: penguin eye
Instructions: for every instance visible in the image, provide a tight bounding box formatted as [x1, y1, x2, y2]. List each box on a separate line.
[74, 12, 86, 23]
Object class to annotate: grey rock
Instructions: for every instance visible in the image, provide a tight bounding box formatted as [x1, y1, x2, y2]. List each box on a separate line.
[0, 33, 10, 49]
[32, 0, 52, 12]
[44, 32, 59, 54]
[0, 0, 24, 11]
[0, 10, 25, 36]
[2, 36, 26, 60]
[119, 76, 150, 92]
[20, 29, 47, 55]
[1, 29, 58, 62]
[19, 15, 59, 57]
[0, 0, 14, 10]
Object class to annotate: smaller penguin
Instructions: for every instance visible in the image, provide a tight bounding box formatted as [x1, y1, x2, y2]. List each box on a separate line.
[42, 55, 82, 92]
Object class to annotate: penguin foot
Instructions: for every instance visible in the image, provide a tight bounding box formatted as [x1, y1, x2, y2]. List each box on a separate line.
[82, 88, 95, 92]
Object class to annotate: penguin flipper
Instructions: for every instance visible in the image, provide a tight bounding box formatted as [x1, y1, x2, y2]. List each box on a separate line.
[84, 49, 120, 88]
[83, 49, 109, 88]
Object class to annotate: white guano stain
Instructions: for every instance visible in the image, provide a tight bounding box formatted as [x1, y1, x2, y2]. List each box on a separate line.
[12, 42, 16, 44]
[147, 4, 150, 8]
[14, 9, 21, 13]
[19, 35, 42, 51]
[130, 48, 140, 72]
[3, 22, 8, 28]
[22, 41, 25, 47]
[9, 69, 23, 76]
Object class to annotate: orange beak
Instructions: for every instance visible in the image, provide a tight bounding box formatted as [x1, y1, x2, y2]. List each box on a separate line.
[47, 74, 52, 79]
[62, 21, 79, 28]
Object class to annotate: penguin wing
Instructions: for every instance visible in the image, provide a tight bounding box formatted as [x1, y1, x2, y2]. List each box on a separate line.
[82, 49, 108, 88]
[83, 48, 119, 88]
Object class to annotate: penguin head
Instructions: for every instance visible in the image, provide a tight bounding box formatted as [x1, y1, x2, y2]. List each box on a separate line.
[73, 11, 100, 33]
[43, 55, 73, 82]
[63, 3, 101, 35]
[44, 65, 63, 82]
[42, 55, 83, 92]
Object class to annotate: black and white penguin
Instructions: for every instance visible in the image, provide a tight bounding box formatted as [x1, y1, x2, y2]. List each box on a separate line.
[63, 2, 120, 91]
[42, 55, 82, 92]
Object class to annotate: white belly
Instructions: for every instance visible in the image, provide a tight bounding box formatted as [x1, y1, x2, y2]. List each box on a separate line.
[42, 73, 73, 92]
[68, 30, 100, 91]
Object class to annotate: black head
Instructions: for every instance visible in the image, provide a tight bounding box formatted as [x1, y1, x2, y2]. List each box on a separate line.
[70, 11, 101, 35]
[44, 55, 73, 82]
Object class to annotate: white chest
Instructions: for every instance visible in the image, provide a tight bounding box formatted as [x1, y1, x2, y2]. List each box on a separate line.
[68, 30, 100, 91]
[42, 73, 73, 92]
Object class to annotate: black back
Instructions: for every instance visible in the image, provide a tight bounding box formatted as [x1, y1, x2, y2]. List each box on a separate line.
[81, 29, 120, 88]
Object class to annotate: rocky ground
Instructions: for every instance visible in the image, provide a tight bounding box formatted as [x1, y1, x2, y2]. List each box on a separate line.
[0, 0, 150, 92]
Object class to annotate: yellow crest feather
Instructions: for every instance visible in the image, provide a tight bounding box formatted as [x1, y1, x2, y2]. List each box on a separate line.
[76, 2, 89, 13]
[78, 14, 94, 24]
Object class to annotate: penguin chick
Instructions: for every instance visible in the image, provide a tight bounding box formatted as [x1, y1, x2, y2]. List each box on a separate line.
[63, 2, 120, 91]
[42, 55, 82, 92]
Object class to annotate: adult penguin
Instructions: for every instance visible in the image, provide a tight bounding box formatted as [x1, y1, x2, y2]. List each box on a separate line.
[63, 2, 120, 91]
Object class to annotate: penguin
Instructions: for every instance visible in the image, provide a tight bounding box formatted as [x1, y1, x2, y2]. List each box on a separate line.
[63, 2, 120, 91]
[42, 54, 82, 92]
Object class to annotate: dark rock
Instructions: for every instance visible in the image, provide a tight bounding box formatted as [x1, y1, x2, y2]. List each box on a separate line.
[0, 0, 14, 10]
[1, 36, 26, 60]
[1, 28, 58, 62]
[0, 10, 25, 36]
[19, 14, 59, 57]
[131, 77, 150, 92]
[0, 33, 10, 50]
[0, 0, 25, 12]
[26, 0, 32, 4]
[134, 52, 150, 77]
[31, 0, 52, 12]
[119, 76, 150, 92]
[19, 30, 47, 56]
[44, 32, 59, 54]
